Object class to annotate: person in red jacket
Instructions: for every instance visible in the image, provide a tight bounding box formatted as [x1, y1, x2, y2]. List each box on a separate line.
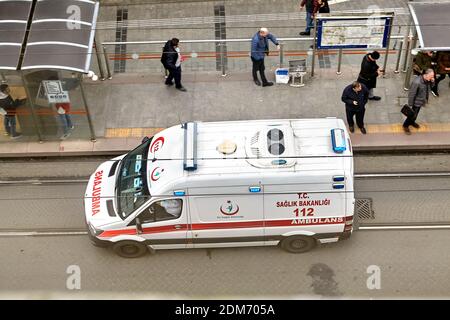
[299, 0, 319, 36]
[55, 102, 74, 139]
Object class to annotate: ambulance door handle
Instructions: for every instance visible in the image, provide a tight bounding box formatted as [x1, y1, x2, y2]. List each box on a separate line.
[174, 225, 183, 230]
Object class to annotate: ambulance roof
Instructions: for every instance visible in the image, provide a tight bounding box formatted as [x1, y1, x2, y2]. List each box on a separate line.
[146, 119, 353, 196]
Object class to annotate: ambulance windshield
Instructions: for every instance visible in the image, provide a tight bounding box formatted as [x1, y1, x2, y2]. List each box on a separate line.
[116, 139, 151, 219]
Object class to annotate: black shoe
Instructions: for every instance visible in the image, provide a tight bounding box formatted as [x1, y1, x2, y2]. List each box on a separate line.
[368, 96, 381, 101]
[349, 126, 354, 133]
[431, 89, 439, 97]
[300, 31, 311, 36]
[412, 123, 420, 129]
[176, 87, 187, 92]
[262, 82, 274, 87]
[403, 126, 411, 135]
[254, 79, 261, 86]
[165, 81, 174, 86]
[360, 127, 367, 134]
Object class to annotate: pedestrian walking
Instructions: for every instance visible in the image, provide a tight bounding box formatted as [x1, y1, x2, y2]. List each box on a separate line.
[431, 51, 450, 97]
[341, 81, 369, 134]
[402, 68, 435, 135]
[357, 51, 383, 101]
[250, 27, 280, 87]
[412, 50, 436, 76]
[299, 0, 318, 36]
[160, 38, 186, 92]
[0, 84, 23, 139]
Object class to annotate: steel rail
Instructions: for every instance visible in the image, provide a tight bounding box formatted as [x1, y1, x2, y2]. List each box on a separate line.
[1, 172, 450, 186]
[1, 223, 449, 238]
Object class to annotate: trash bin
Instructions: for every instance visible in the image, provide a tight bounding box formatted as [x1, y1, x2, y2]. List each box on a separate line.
[275, 68, 289, 84]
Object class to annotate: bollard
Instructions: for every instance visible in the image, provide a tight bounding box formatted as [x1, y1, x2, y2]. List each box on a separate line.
[336, 48, 343, 75]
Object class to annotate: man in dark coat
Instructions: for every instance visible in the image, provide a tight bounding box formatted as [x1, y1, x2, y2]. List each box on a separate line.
[160, 38, 186, 92]
[250, 27, 280, 87]
[357, 51, 383, 101]
[403, 68, 435, 135]
[341, 81, 369, 134]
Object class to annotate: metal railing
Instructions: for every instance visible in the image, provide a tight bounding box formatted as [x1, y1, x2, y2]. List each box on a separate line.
[96, 35, 411, 80]
[97, 34, 408, 79]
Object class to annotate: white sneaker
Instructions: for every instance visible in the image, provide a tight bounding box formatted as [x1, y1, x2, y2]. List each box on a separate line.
[69, 125, 75, 130]
[11, 134, 22, 139]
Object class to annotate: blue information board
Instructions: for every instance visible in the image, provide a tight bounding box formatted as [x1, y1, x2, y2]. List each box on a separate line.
[316, 16, 393, 50]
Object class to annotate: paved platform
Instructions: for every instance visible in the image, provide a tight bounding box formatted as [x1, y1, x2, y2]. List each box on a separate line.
[2, 66, 450, 157]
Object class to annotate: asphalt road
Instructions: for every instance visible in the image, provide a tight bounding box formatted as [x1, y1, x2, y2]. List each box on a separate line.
[0, 154, 449, 298]
[0, 230, 449, 298]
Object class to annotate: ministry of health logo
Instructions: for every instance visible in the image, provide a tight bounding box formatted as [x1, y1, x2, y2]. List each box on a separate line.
[220, 200, 240, 216]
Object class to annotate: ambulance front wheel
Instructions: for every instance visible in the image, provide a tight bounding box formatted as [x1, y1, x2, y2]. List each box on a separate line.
[112, 241, 148, 258]
[280, 236, 316, 253]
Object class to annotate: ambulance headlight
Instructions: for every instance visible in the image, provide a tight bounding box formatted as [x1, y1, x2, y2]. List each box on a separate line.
[88, 222, 103, 236]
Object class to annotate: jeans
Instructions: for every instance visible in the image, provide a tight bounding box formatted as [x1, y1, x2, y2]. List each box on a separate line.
[59, 114, 73, 134]
[166, 66, 182, 88]
[251, 57, 268, 84]
[305, 11, 314, 33]
[4, 115, 18, 136]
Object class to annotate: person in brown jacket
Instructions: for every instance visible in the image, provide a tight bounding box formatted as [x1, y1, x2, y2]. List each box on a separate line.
[431, 51, 450, 97]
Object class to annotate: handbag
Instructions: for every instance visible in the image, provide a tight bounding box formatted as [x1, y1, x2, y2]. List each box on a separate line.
[401, 104, 415, 118]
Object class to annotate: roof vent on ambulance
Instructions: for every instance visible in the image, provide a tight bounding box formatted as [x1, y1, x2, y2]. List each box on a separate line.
[245, 124, 296, 168]
[217, 140, 237, 155]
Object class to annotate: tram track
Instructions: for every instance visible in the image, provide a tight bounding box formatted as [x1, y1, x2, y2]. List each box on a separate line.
[0, 172, 449, 237]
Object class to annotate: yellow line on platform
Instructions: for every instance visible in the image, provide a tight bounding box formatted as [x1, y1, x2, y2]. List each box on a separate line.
[366, 123, 450, 134]
[105, 123, 450, 138]
[105, 127, 165, 138]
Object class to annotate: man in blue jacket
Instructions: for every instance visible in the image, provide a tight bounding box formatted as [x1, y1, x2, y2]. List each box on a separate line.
[251, 28, 280, 87]
[341, 81, 369, 134]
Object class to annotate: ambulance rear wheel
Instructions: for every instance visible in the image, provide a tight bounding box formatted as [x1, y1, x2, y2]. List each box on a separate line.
[112, 241, 147, 258]
[280, 236, 316, 253]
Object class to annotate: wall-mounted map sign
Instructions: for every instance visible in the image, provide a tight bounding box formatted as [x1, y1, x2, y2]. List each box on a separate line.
[316, 15, 393, 50]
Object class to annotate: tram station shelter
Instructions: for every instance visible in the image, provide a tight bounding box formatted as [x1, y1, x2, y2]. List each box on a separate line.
[404, 2, 450, 89]
[0, 0, 99, 142]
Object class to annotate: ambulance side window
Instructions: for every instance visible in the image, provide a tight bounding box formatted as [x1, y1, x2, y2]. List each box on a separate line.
[139, 199, 183, 224]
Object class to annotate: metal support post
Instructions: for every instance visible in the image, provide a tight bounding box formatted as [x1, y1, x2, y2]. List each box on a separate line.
[336, 48, 343, 75]
[404, 17, 418, 91]
[102, 45, 113, 80]
[311, 17, 318, 77]
[21, 72, 43, 142]
[79, 74, 97, 142]
[94, 39, 106, 81]
[279, 43, 284, 68]
[394, 40, 403, 74]
[382, 15, 394, 77]
[402, 36, 411, 73]
[220, 42, 227, 77]
[0, 72, 6, 83]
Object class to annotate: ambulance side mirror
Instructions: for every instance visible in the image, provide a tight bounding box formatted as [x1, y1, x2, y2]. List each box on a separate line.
[135, 217, 143, 234]
[142, 136, 150, 144]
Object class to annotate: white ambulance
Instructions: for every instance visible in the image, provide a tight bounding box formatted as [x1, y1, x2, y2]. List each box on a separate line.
[84, 119, 354, 258]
